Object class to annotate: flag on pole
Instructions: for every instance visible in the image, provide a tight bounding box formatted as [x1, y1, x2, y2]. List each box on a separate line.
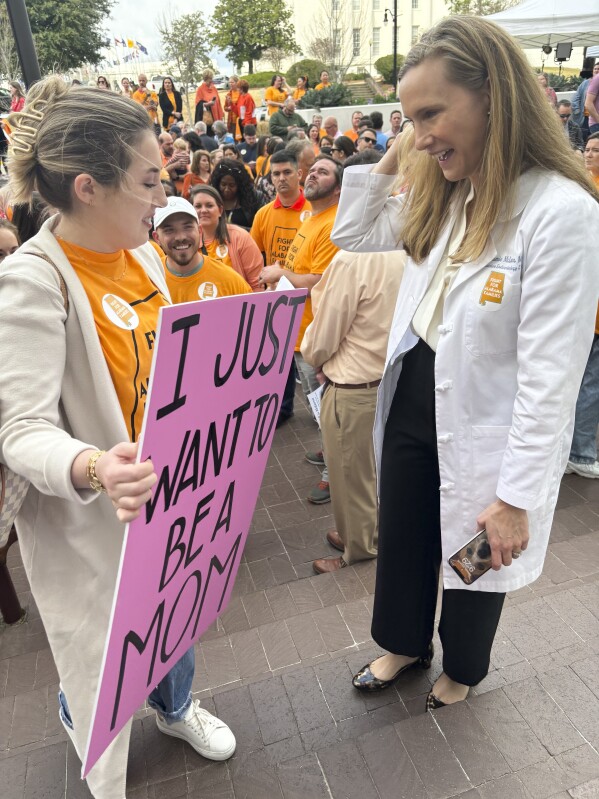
[114, 36, 125, 47]
[127, 38, 135, 49]
[136, 41, 148, 55]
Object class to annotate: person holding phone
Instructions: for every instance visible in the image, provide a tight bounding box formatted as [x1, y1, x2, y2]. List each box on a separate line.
[332, 16, 599, 709]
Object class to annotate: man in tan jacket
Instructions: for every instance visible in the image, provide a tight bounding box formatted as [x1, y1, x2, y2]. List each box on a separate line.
[301, 249, 405, 572]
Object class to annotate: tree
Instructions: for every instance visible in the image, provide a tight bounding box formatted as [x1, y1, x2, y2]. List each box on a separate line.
[375, 54, 405, 84]
[287, 59, 329, 88]
[263, 46, 291, 72]
[305, 0, 371, 82]
[448, 0, 517, 13]
[157, 11, 212, 119]
[25, 0, 114, 73]
[211, 0, 299, 74]
[0, 8, 20, 80]
[297, 83, 352, 109]
[307, 37, 335, 67]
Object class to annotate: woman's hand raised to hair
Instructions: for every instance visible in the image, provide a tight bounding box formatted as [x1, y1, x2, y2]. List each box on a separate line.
[372, 131, 403, 177]
[94, 442, 157, 523]
[476, 499, 529, 571]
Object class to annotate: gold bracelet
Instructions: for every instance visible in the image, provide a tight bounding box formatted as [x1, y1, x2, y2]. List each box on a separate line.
[86, 450, 106, 492]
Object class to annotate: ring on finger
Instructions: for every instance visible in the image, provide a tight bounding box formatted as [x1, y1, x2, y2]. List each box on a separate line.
[512, 550, 521, 559]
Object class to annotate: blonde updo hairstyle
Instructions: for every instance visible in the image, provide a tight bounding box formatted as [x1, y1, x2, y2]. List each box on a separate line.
[397, 16, 597, 264]
[8, 75, 153, 212]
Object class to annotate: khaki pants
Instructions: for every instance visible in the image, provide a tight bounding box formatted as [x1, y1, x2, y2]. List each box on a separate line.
[320, 385, 378, 564]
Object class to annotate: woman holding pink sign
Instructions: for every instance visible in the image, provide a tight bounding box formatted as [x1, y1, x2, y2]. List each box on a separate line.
[0, 77, 235, 798]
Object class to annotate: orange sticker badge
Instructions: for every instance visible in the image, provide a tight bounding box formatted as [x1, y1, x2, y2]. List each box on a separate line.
[479, 271, 505, 306]
[102, 294, 139, 329]
[198, 282, 218, 300]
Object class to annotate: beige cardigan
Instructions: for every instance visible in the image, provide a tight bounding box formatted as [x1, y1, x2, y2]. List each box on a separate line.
[0, 216, 171, 798]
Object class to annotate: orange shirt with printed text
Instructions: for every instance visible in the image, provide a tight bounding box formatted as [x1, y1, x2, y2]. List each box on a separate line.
[250, 192, 311, 265]
[57, 240, 168, 442]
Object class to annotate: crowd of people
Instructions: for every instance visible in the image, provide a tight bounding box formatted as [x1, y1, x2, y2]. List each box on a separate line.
[1, 17, 599, 799]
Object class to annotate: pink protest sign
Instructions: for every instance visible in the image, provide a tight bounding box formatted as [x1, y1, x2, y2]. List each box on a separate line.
[83, 289, 307, 776]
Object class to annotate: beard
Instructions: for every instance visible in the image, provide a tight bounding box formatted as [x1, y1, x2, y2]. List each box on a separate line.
[167, 242, 198, 267]
[304, 182, 330, 201]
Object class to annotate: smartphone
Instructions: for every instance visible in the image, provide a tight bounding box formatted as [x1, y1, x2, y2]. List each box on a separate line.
[449, 529, 492, 585]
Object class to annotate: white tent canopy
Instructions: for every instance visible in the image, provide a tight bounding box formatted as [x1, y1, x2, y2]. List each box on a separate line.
[486, 0, 599, 49]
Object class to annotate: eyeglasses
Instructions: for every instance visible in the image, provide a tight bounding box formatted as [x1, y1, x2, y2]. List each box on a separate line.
[559, 113, 571, 119]
[359, 137, 376, 144]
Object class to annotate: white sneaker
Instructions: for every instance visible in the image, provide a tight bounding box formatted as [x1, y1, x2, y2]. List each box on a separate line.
[565, 460, 599, 478]
[155, 699, 236, 761]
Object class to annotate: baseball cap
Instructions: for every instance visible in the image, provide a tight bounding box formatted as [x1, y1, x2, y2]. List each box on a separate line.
[153, 196, 198, 229]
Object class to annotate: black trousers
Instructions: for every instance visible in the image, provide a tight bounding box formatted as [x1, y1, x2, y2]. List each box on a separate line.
[372, 339, 505, 686]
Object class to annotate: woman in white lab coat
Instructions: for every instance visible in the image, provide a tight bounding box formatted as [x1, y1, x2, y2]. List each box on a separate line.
[332, 16, 599, 708]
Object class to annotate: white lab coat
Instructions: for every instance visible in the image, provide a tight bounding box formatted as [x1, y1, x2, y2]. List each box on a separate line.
[332, 166, 599, 592]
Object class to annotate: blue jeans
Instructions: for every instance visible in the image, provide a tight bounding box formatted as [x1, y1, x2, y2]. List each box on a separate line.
[570, 333, 599, 464]
[59, 646, 195, 728]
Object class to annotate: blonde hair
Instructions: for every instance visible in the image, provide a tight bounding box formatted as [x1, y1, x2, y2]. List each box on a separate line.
[397, 16, 598, 264]
[203, 69, 214, 81]
[173, 138, 187, 151]
[8, 76, 152, 211]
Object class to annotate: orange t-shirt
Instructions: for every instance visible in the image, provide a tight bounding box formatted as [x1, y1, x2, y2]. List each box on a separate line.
[202, 238, 234, 271]
[265, 86, 287, 116]
[181, 173, 209, 200]
[57, 240, 168, 442]
[250, 192, 312, 264]
[343, 129, 359, 142]
[132, 88, 159, 124]
[284, 203, 339, 349]
[162, 253, 251, 303]
[293, 88, 306, 101]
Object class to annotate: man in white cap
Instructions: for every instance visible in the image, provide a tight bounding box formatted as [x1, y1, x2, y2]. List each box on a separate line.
[153, 197, 251, 303]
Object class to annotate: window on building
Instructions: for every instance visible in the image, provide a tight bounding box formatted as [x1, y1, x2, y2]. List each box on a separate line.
[373, 0, 380, 8]
[332, 0, 340, 12]
[412, 0, 418, 8]
[353, 28, 361, 57]
[411, 25, 420, 43]
[372, 27, 380, 57]
[333, 29, 341, 59]
[352, 0, 360, 11]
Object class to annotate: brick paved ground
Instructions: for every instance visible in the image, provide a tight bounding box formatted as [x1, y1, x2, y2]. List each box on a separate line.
[2, 392, 599, 799]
